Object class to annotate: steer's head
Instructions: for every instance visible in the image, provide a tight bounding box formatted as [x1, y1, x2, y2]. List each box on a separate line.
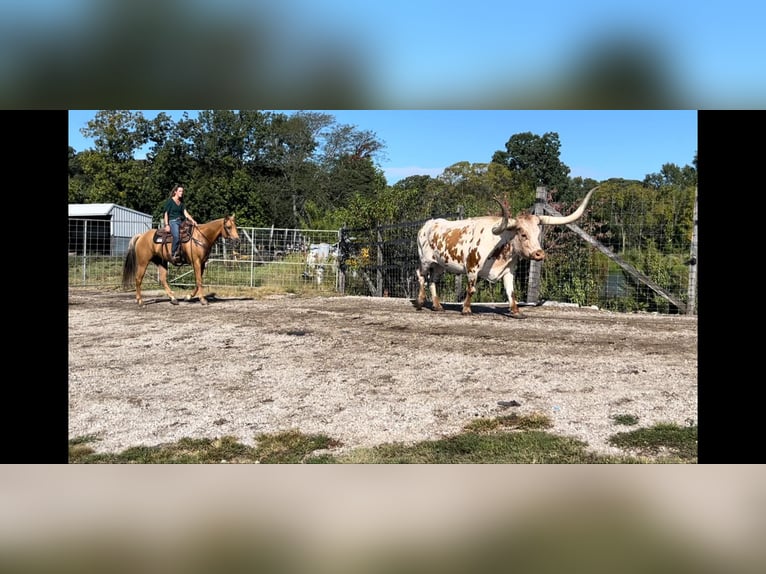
[491, 186, 599, 261]
[508, 214, 547, 261]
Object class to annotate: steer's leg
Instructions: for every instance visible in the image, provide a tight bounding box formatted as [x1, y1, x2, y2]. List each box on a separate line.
[502, 272, 523, 318]
[416, 264, 444, 311]
[461, 274, 477, 315]
[429, 267, 445, 312]
[430, 283, 444, 311]
[415, 267, 427, 310]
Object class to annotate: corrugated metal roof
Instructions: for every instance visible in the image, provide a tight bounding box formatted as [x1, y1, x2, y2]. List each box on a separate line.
[68, 203, 151, 218]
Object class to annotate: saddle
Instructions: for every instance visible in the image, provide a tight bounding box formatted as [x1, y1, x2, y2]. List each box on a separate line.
[153, 220, 193, 245]
[153, 221, 193, 264]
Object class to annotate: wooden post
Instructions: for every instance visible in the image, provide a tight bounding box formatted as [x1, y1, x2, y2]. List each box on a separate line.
[337, 228, 346, 295]
[686, 186, 698, 314]
[526, 186, 546, 304]
[454, 205, 464, 302]
[376, 226, 383, 297]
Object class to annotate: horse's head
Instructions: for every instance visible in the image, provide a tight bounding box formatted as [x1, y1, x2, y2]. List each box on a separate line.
[223, 215, 241, 257]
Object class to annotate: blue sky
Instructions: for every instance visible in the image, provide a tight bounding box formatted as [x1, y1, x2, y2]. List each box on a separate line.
[69, 110, 697, 185]
[304, 2, 764, 106]
[6, 2, 766, 108]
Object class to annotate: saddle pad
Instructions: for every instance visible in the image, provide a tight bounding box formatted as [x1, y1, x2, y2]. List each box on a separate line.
[153, 230, 171, 243]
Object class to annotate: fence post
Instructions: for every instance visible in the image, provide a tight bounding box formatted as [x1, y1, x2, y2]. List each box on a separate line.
[81, 220, 88, 282]
[375, 225, 384, 296]
[337, 227, 346, 295]
[454, 205, 464, 301]
[686, 186, 698, 314]
[526, 186, 546, 304]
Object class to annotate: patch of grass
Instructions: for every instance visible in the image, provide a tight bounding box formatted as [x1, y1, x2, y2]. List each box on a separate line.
[69, 431, 342, 464]
[67, 434, 99, 459]
[608, 422, 698, 462]
[463, 412, 553, 434]
[70, 416, 697, 464]
[204, 284, 343, 300]
[193, 255, 341, 297]
[337, 431, 608, 464]
[610, 413, 640, 426]
[252, 429, 342, 463]
[69, 436, 259, 464]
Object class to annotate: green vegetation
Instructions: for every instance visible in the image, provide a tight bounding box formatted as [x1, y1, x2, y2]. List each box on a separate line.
[70, 251, 342, 295]
[69, 413, 697, 464]
[611, 413, 640, 426]
[608, 422, 698, 461]
[70, 112, 697, 312]
[69, 112, 696, 240]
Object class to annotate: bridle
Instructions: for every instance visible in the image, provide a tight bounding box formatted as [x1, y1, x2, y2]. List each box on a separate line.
[221, 217, 240, 250]
[191, 217, 240, 252]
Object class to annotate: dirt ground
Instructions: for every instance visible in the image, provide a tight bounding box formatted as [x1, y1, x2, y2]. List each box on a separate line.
[68, 288, 698, 459]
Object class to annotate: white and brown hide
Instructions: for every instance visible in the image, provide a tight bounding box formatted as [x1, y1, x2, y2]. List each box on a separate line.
[415, 187, 598, 317]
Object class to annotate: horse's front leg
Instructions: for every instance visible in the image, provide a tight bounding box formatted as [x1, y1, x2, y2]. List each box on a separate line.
[188, 258, 207, 305]
[158, 263, 180, 305]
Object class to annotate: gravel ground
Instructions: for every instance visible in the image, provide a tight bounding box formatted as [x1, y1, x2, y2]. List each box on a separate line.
[68, 289, 698, 459]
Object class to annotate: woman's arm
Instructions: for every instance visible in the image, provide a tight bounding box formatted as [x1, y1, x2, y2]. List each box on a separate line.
[184, 209, 197, 225]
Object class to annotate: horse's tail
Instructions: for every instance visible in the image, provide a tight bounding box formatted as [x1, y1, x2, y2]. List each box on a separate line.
[122, 233, 139, 289]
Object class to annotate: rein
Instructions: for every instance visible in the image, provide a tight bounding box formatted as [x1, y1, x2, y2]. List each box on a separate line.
[189, 218, 232, 253]
[190, 224, 211, 251]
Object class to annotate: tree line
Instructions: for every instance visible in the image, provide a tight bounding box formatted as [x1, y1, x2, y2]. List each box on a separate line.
[69, 110, 697, 258]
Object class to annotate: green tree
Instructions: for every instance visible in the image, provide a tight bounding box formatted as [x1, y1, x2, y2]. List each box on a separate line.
[141, 112, 196, 219]
[75, 110, 151, 206]
[643, 161, 697, 190]
[561, 176, 601, 204]
[270, 112, 324, 227]
[390, 175, 449, 220]
[68, 146, 89, 203]
[312, 122, 388, 227]
[492, 131, 571, 194]
[642, 162, 697, 251]
[329, 164, 388, 229]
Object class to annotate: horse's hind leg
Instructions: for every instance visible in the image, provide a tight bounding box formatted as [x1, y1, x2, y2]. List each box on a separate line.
[134, 262, 148, 306]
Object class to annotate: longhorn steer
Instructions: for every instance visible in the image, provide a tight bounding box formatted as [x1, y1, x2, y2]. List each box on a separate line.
[415, 186, 599, 317]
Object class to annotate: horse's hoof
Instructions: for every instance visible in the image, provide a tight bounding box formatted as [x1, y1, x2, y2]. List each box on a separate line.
[508, 312, 525, 319]
[170, 298, 179, 306]
[200, 298, 209, 306]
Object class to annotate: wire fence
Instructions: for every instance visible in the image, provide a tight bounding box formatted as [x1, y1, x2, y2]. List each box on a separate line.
[68, 219, 341, 294]
[69, 190, 698, 315]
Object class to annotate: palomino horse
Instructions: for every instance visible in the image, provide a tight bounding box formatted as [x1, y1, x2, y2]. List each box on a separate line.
[122, 215, 240, 306]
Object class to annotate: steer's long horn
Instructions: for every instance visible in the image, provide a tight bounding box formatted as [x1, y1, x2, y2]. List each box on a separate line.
[491, 198, 516, 234]
[538, 186, 599, 226]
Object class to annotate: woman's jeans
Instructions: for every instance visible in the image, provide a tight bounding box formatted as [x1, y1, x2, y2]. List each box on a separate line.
[169, 218, 183, 255]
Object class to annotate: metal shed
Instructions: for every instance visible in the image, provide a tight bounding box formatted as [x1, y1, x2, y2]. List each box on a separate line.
[68, 203, 154, 256]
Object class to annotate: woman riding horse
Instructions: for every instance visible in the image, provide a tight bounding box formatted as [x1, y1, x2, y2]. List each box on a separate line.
[122, 215, 240, 306]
